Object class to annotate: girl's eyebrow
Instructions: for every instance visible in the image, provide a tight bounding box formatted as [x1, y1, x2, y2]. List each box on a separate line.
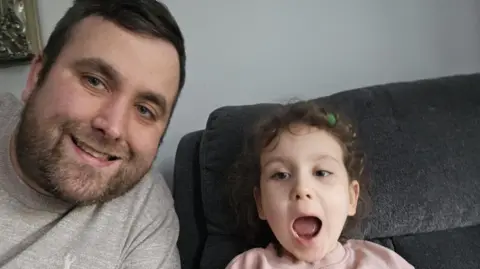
[262, 154, 341, 169]
[261, 156, 287, 168]
[310, 154, 342, 165]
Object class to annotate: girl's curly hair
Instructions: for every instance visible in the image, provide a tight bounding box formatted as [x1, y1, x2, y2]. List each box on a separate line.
[226, 100, 371, 251]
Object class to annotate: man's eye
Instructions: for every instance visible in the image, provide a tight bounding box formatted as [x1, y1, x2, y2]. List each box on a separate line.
[84, 76, 105, 90]
[315, 170, 331, 177]
[271, 172, 290, 180]
[136, 105, 155, 120]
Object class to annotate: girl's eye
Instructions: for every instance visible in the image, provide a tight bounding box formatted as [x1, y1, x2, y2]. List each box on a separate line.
[136, 105, 155, 120]
[315, 170, 331, 177]
[271, 172, 290, 180]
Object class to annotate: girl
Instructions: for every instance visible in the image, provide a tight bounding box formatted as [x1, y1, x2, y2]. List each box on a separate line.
[226, 100, 414, 268]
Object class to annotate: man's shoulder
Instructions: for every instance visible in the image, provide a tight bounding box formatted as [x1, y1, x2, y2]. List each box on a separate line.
[106, 168, 175, 220]
[138, 168, 173, 205]
[0, 92, 22, 127]
[0, 92, 22, 111]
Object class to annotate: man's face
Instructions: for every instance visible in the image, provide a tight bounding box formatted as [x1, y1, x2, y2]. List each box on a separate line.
[15, 16, 180, 205]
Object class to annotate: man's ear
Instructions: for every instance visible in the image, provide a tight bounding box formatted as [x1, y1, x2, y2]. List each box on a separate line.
[253, 187, 265, 220]
[22, 54, 44, 104]
[348, 180, 360, 216]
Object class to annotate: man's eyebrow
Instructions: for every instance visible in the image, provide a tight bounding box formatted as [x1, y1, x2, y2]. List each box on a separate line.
[72, 57, 121, 82]
[138, 91, 168, 115]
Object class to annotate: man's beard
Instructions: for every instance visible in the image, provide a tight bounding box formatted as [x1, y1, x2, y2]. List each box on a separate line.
[14, 94, 154, 206]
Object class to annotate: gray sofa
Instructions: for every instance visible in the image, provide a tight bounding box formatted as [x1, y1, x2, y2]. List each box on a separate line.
[173, 73, 480, 269]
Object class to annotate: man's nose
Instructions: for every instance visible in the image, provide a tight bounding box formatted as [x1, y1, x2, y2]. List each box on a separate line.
[91, 99, 128, 140]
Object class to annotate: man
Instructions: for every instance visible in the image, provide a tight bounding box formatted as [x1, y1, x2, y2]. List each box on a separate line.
[0, 0, 185, 268]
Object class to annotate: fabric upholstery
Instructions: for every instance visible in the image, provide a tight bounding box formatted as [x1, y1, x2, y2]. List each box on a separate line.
[392, 225, 480, 269]
[174, 73, 480, 269]
[174, 131, 206, 269]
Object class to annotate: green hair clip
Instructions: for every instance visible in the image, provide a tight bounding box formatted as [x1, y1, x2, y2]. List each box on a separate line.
[326, 113, 337, 127]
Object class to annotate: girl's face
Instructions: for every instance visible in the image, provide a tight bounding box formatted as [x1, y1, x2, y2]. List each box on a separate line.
[255, 124, 359, 263]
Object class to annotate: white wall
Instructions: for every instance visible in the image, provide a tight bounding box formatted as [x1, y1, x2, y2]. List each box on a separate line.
[2, 1, 480, 190]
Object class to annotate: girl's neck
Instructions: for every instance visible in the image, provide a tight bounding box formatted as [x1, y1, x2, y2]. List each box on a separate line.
[277, 241, 346, 267]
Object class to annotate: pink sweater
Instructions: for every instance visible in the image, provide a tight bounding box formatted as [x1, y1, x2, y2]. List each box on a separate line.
[226, 240, 414, 269]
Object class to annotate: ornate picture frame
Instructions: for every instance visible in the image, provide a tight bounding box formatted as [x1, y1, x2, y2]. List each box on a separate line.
[0, 0, 42, 66]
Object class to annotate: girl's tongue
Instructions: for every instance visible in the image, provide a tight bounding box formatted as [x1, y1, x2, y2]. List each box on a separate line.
[293, 216, 322, 238]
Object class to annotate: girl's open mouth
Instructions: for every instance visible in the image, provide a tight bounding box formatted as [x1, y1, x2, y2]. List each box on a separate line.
[292, 216, 322, 240]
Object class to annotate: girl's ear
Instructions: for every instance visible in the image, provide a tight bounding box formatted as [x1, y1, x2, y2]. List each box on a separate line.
[348, 180, 360, 216]
[254, 187, 266, 220]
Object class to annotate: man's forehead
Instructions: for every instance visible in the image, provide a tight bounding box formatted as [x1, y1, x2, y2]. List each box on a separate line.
[59, 16, 180, 103]
[64, 16, 178, 59]
[69, 16, 118, 39]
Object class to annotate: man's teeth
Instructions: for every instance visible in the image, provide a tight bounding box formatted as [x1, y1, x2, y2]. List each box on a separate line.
[76, 140, 112, 161]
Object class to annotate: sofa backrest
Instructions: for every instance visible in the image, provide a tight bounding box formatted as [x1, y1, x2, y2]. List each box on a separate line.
[177, 73, 480, 268]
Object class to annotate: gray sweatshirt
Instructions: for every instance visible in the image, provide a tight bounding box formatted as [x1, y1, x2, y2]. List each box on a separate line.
[0, 93, 181, 269]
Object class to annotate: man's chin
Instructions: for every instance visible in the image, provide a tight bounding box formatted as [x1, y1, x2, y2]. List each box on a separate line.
[50, 170, 143, 205]
[55, 191, 105, 206]
[47, 178, 110, 205]
[41, 164, 119, 205]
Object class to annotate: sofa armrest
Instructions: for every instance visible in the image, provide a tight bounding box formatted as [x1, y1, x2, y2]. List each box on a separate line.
[173, 130, 206, 269]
